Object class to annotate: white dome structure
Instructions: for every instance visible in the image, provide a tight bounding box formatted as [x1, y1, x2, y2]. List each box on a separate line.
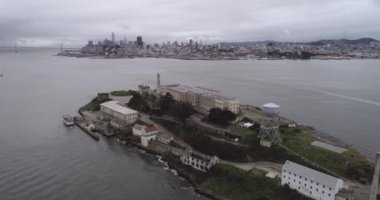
[262, 103, 280, 116]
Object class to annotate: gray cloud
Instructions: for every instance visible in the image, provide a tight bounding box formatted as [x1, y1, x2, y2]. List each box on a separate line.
[0, 0, 379, 47]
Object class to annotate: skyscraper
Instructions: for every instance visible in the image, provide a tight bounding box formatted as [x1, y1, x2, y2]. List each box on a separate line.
[137, 36, 143, 48]
[111, 32, 115, 44]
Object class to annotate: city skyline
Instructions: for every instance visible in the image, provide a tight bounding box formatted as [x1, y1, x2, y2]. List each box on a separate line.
[1, 0, 380, 47]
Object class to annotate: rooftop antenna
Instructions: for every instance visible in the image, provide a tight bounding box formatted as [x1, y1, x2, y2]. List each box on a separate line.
[258, 103, 281, 147]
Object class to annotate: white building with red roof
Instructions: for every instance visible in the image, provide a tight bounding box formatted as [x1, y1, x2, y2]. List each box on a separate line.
[132, 124, 159, 147]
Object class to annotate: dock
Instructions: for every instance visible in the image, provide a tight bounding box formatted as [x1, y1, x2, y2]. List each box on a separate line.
[74, 121, 100, 141]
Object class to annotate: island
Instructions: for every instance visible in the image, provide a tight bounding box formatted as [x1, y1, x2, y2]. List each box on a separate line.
[72, 74, 377, 200]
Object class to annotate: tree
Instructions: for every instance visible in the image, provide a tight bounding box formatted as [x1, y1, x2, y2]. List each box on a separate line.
[127, 92, 151, 113]
[170, 102, 194, 123]
[208, 108, 236, 126]
[159, 92, 174, 112]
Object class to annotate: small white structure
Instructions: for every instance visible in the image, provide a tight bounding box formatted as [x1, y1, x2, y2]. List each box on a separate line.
[242, 122, 254, 128]
[132, 124, 159, 147]
[281, 160, 344, 200]
[181, 150, 219, 172]
[100, 100, 138, 125]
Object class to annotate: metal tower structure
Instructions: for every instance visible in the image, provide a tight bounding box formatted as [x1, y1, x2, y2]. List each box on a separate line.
[258, 103, 281, 147]
[369, 152, 380, 200]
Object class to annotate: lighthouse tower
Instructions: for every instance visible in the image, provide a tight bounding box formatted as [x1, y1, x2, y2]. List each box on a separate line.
[156, 73, 161, 89]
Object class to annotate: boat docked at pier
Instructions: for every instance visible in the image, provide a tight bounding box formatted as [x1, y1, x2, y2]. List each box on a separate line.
[63, 114, 74, 126]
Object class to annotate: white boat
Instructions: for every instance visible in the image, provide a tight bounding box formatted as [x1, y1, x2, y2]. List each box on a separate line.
[63, 114, 74, 126]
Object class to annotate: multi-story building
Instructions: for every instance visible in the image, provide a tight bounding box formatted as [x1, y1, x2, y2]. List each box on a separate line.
[180, 150, 219, 172]
[132, 124, 159, 147]
[100, 100, 138, 126]
[156, 73, 240, 114]
[281, 160, 344, 200]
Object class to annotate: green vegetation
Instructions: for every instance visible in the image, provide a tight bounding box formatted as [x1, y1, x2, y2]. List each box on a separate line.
[153, 117, 249, 161]
[203, 164, 310, 200]
[162, 152, 309, 200]
[80, 93, 111, 111]
[128, 91, 155, 113]
[110, 90, 132, 96]
[152, 117, 306, 163]
[232, 127, 261, 145]
[170, 101, 194, 123]
[281, 127, 374, 181]
[159, 92, 174, 112]
[158, 92, 194, 122]
[208, 108, 236, 127]
[127, 91, 194, 122]
[114, 125, 132, 140]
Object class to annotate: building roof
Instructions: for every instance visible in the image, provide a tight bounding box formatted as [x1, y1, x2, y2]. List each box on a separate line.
[283, 160, 342, 189]
[144, 125, 158, 133]
[109, 95, 132, 105]
[162, 84, 237, 101]
[100, 100, 138, 115]
[183, 150, 216, 163]
[133, 124, 158, 134]
[133, 124, 145, 131]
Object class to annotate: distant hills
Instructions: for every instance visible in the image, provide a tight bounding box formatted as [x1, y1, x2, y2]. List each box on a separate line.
[221, 38, 379, 46]
[310, 38, 379, 45]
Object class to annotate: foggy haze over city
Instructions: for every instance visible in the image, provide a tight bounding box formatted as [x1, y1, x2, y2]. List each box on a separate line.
[1, 0, 380, 47]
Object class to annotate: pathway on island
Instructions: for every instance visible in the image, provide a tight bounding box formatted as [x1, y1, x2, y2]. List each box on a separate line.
[220, 160, 282, 176]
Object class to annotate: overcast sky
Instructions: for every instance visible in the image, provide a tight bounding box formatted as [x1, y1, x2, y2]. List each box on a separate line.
[1, 0, 380, 47]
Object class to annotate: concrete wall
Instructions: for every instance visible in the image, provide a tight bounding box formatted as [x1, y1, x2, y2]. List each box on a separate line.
[369, 152, 380, 200]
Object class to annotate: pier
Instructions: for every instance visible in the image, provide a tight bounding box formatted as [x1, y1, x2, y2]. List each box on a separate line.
[74, 121, 100, 141]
